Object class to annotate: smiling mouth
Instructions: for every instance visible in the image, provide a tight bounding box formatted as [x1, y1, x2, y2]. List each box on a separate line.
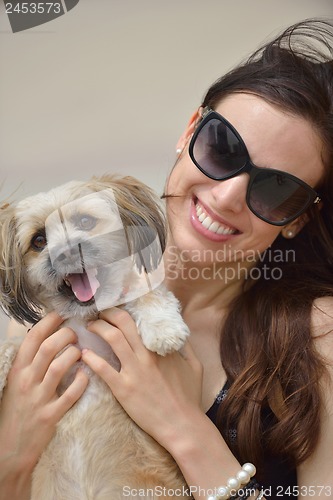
[195, 200, 239, 235]
[62, 268, 101, 304]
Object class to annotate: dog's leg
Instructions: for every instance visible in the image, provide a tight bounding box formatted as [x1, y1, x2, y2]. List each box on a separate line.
[0, 340, 21, 401]
[124, 285, 190, 356]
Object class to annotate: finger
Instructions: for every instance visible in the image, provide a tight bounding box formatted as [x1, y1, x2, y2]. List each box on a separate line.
[98, 307, 145, 353]
[87, 319, 135, 362]
[82, 348, 118, 387]
[31, 327, 78, 382]
[49, 368, 89, 422]
[42, 345, 83, 394]
[15, 312, 64, 368]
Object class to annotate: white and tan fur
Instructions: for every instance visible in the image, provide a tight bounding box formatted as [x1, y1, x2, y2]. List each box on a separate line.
[0, 175, 191, 499]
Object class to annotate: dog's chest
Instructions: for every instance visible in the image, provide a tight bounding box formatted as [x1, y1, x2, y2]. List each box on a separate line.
[56, 318, 120, 402]
[65, 317, 120, 367]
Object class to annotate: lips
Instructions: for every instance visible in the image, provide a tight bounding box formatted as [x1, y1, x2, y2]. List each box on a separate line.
[193, 198, 239, 237]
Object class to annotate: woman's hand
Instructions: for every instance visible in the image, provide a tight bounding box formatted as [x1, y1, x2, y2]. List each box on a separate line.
[0, 312, 89, 499]
[81, 307, 203, 450]
[82, 308, 243, 500]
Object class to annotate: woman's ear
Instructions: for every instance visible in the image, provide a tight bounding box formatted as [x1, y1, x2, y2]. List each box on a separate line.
[281, 200, 323, 239]
[281, 213, 309, 239]
[176, 108, 202, 155]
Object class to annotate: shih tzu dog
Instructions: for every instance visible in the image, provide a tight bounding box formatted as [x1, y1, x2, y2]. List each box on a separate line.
[0, 175, 191, 499]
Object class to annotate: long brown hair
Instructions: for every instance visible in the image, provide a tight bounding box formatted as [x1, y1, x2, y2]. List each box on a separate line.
[201, 20, 333, 472]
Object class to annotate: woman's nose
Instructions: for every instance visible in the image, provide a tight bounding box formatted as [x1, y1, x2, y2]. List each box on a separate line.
[210, 173, 249, 213]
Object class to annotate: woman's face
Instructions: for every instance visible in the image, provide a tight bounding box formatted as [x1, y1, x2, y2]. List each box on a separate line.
[165, 93, 324, 265]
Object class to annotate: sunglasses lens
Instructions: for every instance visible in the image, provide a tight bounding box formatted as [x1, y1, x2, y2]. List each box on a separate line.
[192, 118, 247, 178]
[249, 171, 312, 223]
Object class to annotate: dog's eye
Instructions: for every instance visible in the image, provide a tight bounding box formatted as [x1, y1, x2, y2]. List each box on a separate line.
[31, 232, 47, 251]
[75, 215, 97, 231]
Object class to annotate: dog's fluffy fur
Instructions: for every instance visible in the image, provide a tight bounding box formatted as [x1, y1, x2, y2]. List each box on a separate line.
[0, 175, 191, 499]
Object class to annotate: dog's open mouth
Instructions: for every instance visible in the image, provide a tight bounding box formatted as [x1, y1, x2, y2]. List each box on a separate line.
[63, 268, 100, 303]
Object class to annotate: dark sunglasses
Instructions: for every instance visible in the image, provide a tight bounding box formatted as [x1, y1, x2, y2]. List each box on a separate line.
[189, 107, 321, 226]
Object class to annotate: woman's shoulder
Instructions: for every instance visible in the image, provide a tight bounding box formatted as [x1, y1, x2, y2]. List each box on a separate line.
[311, 296, 333, 339]
[311, 296, 333, 378]
[310, 296, 333, 410]
[297, 296, 333, 486]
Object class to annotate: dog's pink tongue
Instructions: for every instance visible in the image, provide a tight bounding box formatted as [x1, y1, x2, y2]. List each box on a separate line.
[67, 270, 100, 302]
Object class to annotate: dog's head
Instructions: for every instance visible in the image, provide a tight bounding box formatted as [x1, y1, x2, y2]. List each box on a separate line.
[0, 175, 166, 324]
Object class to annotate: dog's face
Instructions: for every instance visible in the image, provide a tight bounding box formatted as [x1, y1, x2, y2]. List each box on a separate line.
[0, 175, 166, 323]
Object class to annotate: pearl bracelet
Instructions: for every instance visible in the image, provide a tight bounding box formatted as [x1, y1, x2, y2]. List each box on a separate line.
[207, 463, 257, 500]
[256, 489, 264, 500]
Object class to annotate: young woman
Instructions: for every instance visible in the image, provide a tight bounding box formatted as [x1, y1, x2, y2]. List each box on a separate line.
[1, 19, 333, 500]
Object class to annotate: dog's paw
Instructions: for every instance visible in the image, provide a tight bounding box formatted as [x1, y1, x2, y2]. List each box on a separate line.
[124, 286, 190, 356]
[139, 314, 190, 356]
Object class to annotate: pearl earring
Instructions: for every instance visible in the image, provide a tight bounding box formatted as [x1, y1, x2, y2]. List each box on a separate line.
[176, 148, 182, 155]
[287, 230, 294, 238]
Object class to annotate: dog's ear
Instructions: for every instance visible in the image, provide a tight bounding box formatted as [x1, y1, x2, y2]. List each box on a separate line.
[104, 177, 166, 274]
[0, 203, 42, 324]
[123, 215, 164, 274]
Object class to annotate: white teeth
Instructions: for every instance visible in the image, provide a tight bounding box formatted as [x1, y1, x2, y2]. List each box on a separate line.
[209, 221, 220, 233]
[195, 202, 236, 235]
[201, 216, 213, 229]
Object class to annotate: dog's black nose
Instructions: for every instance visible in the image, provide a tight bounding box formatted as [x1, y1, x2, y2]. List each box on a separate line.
[52, 245, 83, 269]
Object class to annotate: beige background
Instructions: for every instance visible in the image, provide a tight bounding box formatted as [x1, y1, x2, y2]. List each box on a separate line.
[1, 0, 332, 336]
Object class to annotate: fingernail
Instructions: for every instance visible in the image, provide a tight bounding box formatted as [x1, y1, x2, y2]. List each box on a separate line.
[81, 348, 89, 355]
